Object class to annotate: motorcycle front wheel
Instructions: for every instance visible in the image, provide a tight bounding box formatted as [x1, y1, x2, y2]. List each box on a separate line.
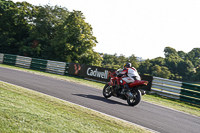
[103, 84, 112, 98]
[127, 89, 141, 106]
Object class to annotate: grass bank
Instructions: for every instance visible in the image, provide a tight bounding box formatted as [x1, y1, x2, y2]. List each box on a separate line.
[0, 64, 200, 118]
[0, 81, 151, 133]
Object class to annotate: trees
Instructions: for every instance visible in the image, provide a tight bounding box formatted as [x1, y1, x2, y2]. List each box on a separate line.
[0, 1, 101, 66]
[0, 0, 17, 53]
[32, 5, 70, 60]
[138, 59, 152, 75]
[151, 65, 171, 78]
[194, 66, 200, 81]
[177, 60, 194, 78]
[77, 49, 103, 66]
[150, 57, 165, 66]
[186, 48, 200, 67]
[136, 46, 198, 81]
[101, 47, 198, 82]
[159, 66, 172, 79]
[101, 54, 123, 69]
[154, 47, 199, 81]
[178, 51, 186, 59]
[56, 10, 98, 63]
[128, 54, 139, 69]
[163, 47, 182, 79]
[101, 54, 139, 70]
[164, 47, 178, 58]
[164, 55, 183, 78]
[0, 0, 34, 54]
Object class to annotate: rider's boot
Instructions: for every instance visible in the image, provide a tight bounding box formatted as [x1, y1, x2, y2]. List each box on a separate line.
[121, 84, 133, 98]
[126, 90, 133, 98]
[121, 84, 129, 94]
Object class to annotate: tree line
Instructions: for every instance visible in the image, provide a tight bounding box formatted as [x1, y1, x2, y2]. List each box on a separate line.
[101, 47, 200, 82]
[0, 0, 102, 66]
[1, 0, 200, 82]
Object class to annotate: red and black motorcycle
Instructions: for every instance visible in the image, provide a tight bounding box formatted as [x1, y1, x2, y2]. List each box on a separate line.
[103, 69, 148, 106]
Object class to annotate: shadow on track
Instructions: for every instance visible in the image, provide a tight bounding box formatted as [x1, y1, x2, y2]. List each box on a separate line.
[72, 93, 128, 106]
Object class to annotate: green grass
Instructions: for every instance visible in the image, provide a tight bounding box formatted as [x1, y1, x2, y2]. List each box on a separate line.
[0, 64, 200, 118]
[142, 94, 200, 117]
[0, 81, 151, 133]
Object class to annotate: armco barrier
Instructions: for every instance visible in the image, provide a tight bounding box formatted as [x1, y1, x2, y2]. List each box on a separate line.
[3, 54, 17, 65]
[152, 77, 182, 99]
[46, 60, 67, 75]
[152, 77, 200, 105]
[0, 53, 69, 76]
[15, 55, 32, 69]
[0, 53, 4, 63]
[0, 53, 199, 105]
[30, 58, 48, 72]
[180, 83, 200, 105]
[65, 63, 70, 75]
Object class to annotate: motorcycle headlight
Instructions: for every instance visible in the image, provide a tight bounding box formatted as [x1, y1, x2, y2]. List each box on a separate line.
[120, 80, 123, 84]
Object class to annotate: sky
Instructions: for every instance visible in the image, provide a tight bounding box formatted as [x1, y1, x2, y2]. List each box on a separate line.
[12, 0, 200, 59]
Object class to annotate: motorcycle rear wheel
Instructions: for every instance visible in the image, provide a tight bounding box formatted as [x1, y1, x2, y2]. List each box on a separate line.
[103, 84, 112, 98]
[127, 89, 141, 106]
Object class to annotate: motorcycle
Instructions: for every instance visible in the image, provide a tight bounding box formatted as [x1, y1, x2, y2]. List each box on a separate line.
[103, 69, 148, 106]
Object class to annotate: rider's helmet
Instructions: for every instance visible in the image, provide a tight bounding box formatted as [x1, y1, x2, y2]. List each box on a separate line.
[123, 62, 131, 68]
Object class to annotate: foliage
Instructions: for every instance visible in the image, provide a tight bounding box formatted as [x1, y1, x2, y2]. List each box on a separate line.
[0, 0, 101, 66]
[101, 46, 199, 82]
[78, 49, 103, 66]
[195, 66, 200, 81]
[164, 47, 178, 57]
[151, 65, 171, 78]
[55, 10, 98, 63]
[186, 48, 200, 67]
[0, 0, 34, 54]
[138, 59, 152, 75]
[101, 53, 138, 70]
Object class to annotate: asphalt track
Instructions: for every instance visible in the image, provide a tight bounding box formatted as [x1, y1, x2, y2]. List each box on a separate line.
[0, 66, 200, 133]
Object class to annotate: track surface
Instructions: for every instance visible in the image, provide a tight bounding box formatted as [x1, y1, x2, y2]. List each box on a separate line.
[0, 67, 200, 133]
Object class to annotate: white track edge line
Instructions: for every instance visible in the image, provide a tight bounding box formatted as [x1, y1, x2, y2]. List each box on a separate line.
[142, 100, 200, 119]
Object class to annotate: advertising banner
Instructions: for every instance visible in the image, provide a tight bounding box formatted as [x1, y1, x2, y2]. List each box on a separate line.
[68, 62, 152, 91]
[68, 63, 84, 76]
[140, 74, 153, 91]
[81, 65, 116, 82]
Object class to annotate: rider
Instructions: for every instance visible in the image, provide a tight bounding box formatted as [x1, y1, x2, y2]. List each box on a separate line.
[119, 62, 141, 95]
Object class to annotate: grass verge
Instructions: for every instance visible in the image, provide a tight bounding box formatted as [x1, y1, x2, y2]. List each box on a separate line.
[0, 64, 200, 118]
[0, 81, 152, 133]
